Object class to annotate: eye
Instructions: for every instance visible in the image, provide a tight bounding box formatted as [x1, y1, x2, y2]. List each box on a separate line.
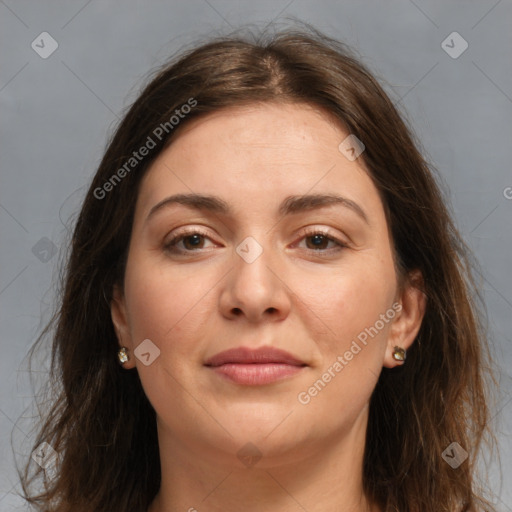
[294, 228, 348, 254]
[163, 227, 348, 257]
[164, 228, 217, 254]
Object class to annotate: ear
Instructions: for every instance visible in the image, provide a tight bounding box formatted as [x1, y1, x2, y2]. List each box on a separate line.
[111, 283, 136, 369]
[383, 270, 426, 369]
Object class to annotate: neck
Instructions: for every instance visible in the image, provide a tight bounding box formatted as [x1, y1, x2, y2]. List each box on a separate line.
[148, 405, 380, 512]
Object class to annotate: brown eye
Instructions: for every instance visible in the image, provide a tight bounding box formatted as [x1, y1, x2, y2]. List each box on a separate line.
[305, 234, 332, 250]
[296, 229, 347, 254]
[164, 229, 216, 255]
[180, 234, 206, 250]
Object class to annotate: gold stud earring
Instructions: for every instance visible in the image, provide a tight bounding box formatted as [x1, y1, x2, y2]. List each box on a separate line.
[392, 346, 406, 362]
[118, 347, 130, 364]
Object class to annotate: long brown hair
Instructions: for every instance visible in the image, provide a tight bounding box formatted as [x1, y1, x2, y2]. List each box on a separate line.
[19, 24, 499, 512]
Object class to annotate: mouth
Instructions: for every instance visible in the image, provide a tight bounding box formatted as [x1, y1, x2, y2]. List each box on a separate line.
[204, 346, 307, 386]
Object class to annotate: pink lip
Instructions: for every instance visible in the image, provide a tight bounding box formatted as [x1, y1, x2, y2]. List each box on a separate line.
[204, 346, 307, 386]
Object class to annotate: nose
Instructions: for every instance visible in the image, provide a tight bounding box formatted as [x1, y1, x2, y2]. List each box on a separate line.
[219, 237, 292, 323]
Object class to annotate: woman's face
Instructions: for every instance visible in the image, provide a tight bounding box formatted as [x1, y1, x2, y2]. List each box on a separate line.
[112, 102, 424, 467]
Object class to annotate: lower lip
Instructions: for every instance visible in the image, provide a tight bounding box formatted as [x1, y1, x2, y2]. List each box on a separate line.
[207, 363, 305, 385]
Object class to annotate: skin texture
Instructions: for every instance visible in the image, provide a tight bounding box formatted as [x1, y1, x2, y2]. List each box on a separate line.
[111, 102, 426, 512]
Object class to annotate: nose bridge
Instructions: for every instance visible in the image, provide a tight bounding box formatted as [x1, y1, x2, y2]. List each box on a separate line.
[234, 233, 276, 297]
[221, 232, 289, 321]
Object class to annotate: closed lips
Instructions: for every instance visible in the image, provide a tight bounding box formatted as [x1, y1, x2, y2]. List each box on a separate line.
[204, 347, 307, 367]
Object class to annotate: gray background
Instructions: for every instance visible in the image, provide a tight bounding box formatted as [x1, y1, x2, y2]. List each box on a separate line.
[1, 0, 511, 510]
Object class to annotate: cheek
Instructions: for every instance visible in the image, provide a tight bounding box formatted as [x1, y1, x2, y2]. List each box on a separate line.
[295, 262, 396, 428]
[121, 256, 214, 407]
[303, 255, 397, 350]
[301, 277, 393, 423]
[122, 255, 211, 346]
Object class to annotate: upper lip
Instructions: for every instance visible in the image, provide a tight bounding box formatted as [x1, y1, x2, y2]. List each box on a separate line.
[204, 346, 307, 367]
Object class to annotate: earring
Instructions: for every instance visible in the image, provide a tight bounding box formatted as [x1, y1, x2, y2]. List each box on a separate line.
[392, 346, 406, 362]
[118, 347, 130, 364]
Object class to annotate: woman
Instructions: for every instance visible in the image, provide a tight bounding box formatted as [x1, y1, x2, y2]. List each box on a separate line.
[21, 25, 498, 512]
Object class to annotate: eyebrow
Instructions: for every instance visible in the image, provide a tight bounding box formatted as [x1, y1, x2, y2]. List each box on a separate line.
[146, 193, 369, 224]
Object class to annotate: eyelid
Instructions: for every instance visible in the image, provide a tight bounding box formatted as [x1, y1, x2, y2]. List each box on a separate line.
[292, 226, 349, 251]
[294, 226, 347, 242]
[163, 225, 350, 255]
[164, 226, 217, 247]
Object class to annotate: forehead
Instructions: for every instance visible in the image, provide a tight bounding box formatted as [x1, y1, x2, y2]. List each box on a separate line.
[135, 102, 384, 223]
[171, 102, 347, 158]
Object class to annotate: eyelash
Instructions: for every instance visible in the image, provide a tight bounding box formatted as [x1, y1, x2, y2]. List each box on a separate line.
[164, 227, 348, 257]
